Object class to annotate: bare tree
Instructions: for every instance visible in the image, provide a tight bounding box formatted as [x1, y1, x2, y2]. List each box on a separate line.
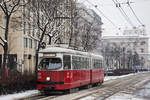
[26, 0, 70, 73]
[0, 0, 27, 77]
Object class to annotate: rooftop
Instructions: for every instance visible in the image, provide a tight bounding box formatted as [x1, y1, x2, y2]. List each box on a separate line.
[39, 46, 103, 59]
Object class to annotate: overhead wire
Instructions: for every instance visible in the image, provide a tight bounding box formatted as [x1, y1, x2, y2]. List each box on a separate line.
[85, 0, 118, 29]
[126, 0, 144, 26]
[112, 0, 134, 27]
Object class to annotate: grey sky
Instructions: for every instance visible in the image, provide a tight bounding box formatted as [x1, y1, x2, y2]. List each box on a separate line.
[78, 0, 150, 36]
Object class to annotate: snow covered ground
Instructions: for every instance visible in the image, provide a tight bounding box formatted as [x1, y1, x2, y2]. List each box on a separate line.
[0, 72, 149, 100]
[79, 93, 145, 100]
[0, 90, 39, 100]
[105, 93, 144, 100]
[105, 83, 150, 100]
[134, 82, 150, 99]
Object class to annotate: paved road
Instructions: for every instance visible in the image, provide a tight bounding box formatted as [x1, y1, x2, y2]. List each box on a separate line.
[134, 81, 150, 100]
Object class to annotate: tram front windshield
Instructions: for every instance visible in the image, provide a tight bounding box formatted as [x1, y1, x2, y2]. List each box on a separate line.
[38, 58, 62, 70]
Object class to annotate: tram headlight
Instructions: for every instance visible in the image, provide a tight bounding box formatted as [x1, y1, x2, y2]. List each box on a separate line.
[46, 77, 50, 81]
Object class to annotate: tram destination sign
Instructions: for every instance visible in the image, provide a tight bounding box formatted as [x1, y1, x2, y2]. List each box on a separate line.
[43, 53, 56, 57]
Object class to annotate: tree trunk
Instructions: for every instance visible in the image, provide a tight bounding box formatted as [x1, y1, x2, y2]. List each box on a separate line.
[35, 25, 48, 74]
[2, 45, 8, 77]
[1, 16, 10, 77]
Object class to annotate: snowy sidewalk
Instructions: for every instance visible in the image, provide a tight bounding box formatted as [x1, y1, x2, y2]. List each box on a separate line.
[0, 90, 39, 100]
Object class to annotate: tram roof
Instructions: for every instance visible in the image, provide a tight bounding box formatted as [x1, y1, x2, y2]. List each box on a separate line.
[39, 47, 103, 59]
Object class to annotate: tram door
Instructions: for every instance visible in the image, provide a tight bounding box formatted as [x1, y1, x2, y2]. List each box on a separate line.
[63, 55, 71, 70]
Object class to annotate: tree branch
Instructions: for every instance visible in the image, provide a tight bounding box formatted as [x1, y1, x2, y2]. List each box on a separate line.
[8, 5, 20, 14]
[0, 2, 7, 15]
[2, 0, 9, 16]
[0, 36, 5, 43]
[0, 25, 6, 30]
[0, 42, 4, 48]
[8, 0, 20, 15]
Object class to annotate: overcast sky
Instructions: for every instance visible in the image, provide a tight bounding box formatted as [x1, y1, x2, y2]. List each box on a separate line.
[78, 0, 150, 36]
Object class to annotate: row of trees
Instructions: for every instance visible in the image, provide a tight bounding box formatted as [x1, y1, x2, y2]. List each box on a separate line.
[0, 0, 103, 77]
[101, 42, 144, 71]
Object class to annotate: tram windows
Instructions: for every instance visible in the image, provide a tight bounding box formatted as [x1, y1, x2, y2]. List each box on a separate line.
[72, 56, 76, 69]
[100, 60, 102, 69]
[63, 55, 71, 70]
[85, 58, 89, 69]
[82, 57, 84, 69]
[72, 56, 90, 70]
[72, 56, 79, 70]
[78, 57, 81, 69]
[81, 57, 83, 69]
[93, 59, 96, 69]
[93, 59, 102, 69]
[38, 58, 62, 70]
[87, 58, 90, 69]
[80, 57, 89, 70]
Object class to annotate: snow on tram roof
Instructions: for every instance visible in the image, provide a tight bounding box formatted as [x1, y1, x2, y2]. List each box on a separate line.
[39, 47, 103, 58]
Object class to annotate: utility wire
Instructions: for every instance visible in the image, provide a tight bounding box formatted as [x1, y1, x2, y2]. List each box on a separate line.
[127, 0, 144, 26]
[112, 0, 134, 27]
[85, 0, 118, 29]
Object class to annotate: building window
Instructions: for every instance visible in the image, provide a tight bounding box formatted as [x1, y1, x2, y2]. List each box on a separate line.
[32, 16, 35, 36]
[28, 23, 31, 34]
[141, 41, 145, 45]
[27, 7, 31, 34]
[29, 39, 32, 48]
[133, 42, 137, 46]
[127, 42, 130, 46]
[141, 48, 144, 53]
[24, 38, 28, 48]
[34, 40, 37, 49]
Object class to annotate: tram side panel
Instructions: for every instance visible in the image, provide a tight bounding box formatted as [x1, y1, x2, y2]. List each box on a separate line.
[91, 59, 104, 84]
[100, 70, 104, 82]
[80, 70, 91, 86]
[64, 70, 75, 89]
[91, 70, 104, 84]
[91, 70, 100, 84]
[64, 70, 90, 89]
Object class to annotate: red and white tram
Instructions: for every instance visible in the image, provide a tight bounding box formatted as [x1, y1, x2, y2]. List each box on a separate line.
[37, 47, 104, 93]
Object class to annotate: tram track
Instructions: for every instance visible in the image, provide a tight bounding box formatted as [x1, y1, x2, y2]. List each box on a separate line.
[77, 72, 150, 100]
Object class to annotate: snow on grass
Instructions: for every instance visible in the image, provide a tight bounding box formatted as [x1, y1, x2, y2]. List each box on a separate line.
[104, 73, 135, 81]
[0, 90, 39, 100]
[104, 71, 148, 81]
